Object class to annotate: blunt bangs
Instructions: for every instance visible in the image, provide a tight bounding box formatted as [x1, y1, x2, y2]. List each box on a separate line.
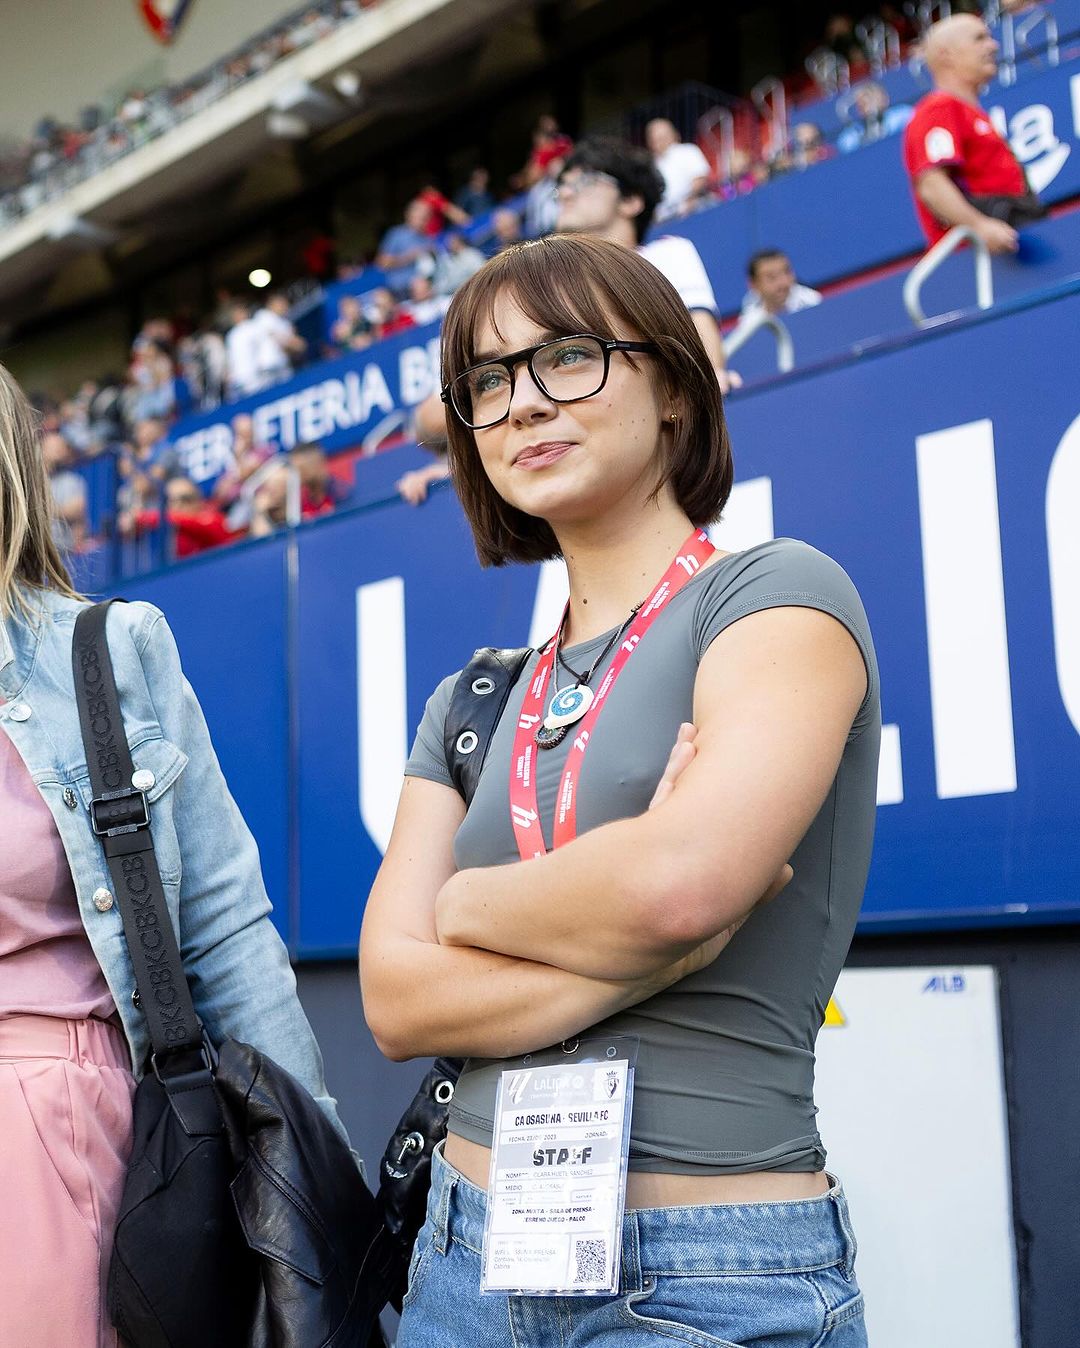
[441, 235, 733, 568]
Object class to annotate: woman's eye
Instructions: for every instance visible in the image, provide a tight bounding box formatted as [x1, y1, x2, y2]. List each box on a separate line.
[471, 369, 507, 395]
[553, 345, 592, 366]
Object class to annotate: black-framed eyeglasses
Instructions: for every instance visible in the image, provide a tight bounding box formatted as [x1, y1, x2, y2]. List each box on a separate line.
[441, 334, 659, 430]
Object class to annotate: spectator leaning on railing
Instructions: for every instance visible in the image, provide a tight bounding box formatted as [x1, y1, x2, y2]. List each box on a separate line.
[742, 250, 823, 317]
[902, 12, 1045, 254]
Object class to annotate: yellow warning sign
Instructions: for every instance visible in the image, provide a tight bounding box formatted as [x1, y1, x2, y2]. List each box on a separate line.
[823, 997, 846, 1028]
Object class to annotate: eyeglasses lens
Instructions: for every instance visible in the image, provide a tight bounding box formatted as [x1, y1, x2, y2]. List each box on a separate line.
[453, 337, 606, 428]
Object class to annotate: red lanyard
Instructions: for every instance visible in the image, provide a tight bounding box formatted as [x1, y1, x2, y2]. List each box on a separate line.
[509, 529, 715, 861]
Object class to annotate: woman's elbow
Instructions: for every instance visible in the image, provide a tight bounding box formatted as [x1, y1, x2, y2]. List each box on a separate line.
[633, 848, 744, 950]
[363, 997, 423, 1062]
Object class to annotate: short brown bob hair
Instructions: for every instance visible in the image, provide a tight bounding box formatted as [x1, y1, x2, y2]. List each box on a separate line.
[440, 234, 733, 567]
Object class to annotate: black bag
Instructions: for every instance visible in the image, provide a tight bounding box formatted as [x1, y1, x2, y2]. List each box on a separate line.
[373, 646, 532, 1298]
[966, 190, 1047, 229]
[73, 602, 396, 1348]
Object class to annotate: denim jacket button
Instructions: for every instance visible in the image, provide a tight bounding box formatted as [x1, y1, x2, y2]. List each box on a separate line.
[92, 887, 114, 912]
[63, 787, 79, 809]
[8, 703, 31, 722]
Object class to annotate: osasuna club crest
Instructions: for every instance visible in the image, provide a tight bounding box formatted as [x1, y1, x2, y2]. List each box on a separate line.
[137, 0, 196, 44]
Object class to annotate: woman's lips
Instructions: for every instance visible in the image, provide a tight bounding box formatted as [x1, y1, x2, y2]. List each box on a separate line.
[514, 442, 575, 470]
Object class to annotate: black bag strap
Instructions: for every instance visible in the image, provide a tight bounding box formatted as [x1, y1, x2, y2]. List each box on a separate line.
[376, 645, 531, 1255]
[443, 646, 531, 806]
[72, 601, 221, 1136]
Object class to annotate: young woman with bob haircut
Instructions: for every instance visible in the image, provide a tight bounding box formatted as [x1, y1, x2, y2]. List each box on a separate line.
[361, 234, 878, 1346]
[0, 363, 349, 1346]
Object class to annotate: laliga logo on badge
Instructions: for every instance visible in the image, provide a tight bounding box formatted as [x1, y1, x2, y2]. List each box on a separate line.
[991, 89, 1074, 195]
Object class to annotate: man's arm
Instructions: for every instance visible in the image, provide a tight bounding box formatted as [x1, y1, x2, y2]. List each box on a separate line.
[436, 604, 865, 979]
[915, 168, 1018, 253]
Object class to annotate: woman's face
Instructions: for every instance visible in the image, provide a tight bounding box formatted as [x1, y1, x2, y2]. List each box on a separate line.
[469, 289, 671, 530]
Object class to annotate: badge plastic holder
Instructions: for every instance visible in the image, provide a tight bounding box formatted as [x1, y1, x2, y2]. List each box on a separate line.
[479, 1034, 638, 1297]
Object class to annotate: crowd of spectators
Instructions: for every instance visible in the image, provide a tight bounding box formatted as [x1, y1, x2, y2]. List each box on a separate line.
[32, 4, 1048, 568]
[0, 0, 382, 226]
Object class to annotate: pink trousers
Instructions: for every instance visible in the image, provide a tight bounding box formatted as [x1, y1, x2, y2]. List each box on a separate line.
[0, 1014, 136, 1348]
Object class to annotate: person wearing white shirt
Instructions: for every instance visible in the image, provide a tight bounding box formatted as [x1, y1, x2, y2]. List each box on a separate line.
[224, 303, 264, 401]
[646, 118, 713, 220]
[554, 136, 739, 393]
[252, 294, 306, 387]
[741, 249, 824, 317]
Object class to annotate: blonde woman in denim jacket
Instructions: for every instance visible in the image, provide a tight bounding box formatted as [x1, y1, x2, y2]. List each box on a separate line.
[0, 363, 347, 1347]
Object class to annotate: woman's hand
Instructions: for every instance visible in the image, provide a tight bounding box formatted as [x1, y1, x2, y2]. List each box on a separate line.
[648, 721, 699, 810]
[645, 721, 792, 987]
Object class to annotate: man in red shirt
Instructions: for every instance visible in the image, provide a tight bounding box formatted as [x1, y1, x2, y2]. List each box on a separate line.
[903, 13, 1035, 254]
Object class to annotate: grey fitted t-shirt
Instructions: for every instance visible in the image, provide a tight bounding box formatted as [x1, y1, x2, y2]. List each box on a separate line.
[405, 539, 881, 1173]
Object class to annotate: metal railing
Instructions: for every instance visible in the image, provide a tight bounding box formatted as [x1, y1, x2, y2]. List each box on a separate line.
[697, 105, 736, 181]
[751, 78, 788, 160]
[998, 4, 1060, 87]
[854, 19, 903, 74]
[723, 308, 795, 374]
[903, 226, 994, 327]
[805, 49, 851, 96]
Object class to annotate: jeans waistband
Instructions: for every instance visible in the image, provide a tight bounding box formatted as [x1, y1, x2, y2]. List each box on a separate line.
[0, 1014, 128, 1069]
[427, 1144, 858, 1283]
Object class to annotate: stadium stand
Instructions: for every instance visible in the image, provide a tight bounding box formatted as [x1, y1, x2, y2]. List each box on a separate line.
[8, 4, 1080, 1346]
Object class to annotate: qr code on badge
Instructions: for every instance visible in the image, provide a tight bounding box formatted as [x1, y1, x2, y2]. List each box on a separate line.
[572, 1236, 608, 1285]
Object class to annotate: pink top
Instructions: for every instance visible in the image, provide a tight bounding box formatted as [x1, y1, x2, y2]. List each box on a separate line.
[0, 717, 115, 1021]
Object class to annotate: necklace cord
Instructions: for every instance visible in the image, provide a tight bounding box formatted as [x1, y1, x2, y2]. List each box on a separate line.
[554, 604, 640, 689]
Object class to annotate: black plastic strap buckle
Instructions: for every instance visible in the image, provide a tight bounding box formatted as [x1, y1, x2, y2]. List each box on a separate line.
[89, 786, 150, 837]
[150, 1030, 216, 1086]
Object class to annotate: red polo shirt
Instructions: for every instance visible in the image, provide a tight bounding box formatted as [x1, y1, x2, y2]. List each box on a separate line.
[903, 91, 1027, 245]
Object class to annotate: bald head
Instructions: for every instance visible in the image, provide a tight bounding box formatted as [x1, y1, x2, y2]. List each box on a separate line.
[924, 14, 999, 96]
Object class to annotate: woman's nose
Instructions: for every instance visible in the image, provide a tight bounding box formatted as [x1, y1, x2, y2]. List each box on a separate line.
[508, 364, 555, 423]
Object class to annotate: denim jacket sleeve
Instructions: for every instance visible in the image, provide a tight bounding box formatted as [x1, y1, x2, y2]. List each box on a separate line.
[134, 607, 351, 1146]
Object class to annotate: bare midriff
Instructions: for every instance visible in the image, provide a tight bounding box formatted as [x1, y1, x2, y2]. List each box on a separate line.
[443, 1131, 830, 1207]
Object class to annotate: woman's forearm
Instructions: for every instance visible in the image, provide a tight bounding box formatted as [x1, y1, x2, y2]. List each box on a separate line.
[361, 929, 672, 1062]
[434, 810, 715, 980]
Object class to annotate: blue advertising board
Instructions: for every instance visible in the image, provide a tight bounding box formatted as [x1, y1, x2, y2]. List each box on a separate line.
[166, 320, 441, 487]
[128, 281, 1080, 957]
[120, 534, 293, 942]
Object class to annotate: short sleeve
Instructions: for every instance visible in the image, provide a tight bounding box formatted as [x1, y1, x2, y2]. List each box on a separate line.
[638, 236, 718, 314]
[691, 539, 879, 736]
[904, 96, 965, 178]
[403, 670, 460, 786]
[679, 142, 711, 178]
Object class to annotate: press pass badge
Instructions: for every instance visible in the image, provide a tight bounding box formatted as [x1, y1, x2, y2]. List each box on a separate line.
[480, 1036, 637, 1296]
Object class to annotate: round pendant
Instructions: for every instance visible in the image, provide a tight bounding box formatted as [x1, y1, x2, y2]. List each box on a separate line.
[534, 723, 569, 750]
[544, 684, 594, 730]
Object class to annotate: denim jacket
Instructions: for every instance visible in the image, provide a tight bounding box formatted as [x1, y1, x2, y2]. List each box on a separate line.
[0, 586, 349, 1144]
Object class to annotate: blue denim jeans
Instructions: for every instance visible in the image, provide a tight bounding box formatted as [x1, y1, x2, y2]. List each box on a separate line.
[396, 1146, 867, 1347]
